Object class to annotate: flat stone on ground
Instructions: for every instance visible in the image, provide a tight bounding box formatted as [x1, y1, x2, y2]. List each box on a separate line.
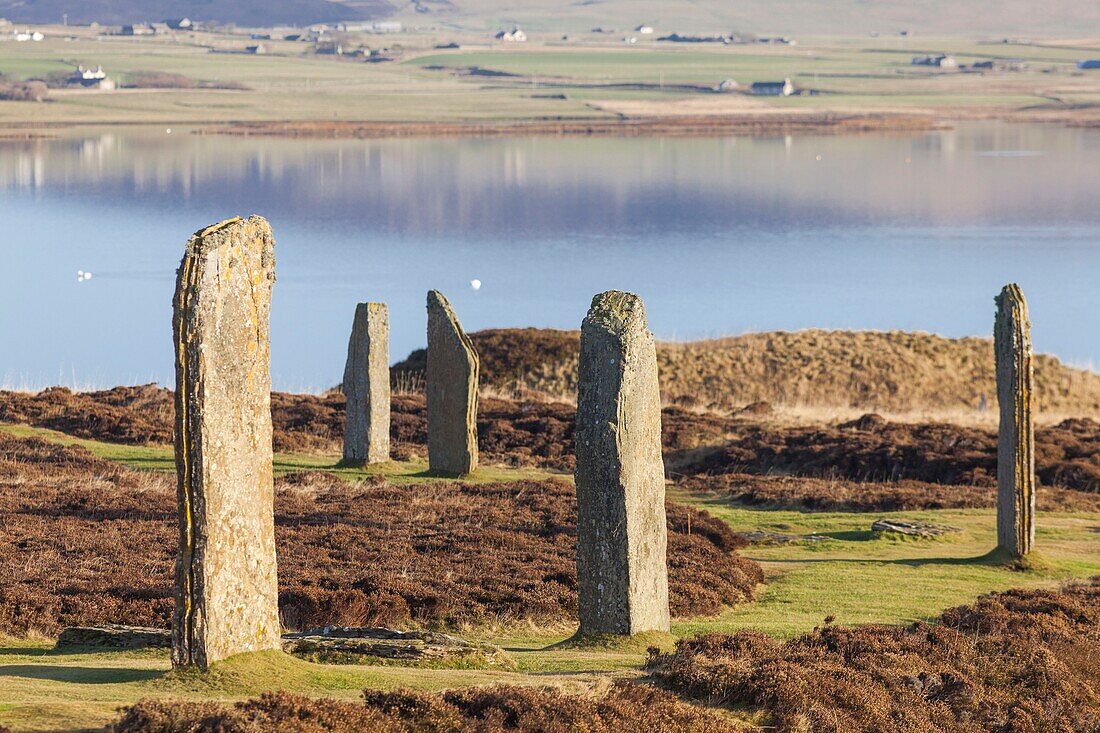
[871, 519, 961, 537]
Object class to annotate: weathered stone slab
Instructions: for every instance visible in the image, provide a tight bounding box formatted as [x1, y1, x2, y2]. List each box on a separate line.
[56, 625, 171, 650]
[871, 519, 960, 538]
[342, 302, 390, 464]
[281, 627, 509, 667]
[172, 215, 281, 669]
[426, 290, 479, 475]
[994, 283, 1036, 558]
[574, 290, 670, 636]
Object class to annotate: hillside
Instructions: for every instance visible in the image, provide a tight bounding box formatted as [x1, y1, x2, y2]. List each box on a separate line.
[0, 0, 384, 25]
[393, 328, 1100, 415]
[2, 0, 1097, 34]
[369, 0, 1100, 36]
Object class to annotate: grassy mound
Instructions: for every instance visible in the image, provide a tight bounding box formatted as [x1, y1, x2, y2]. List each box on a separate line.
[393, 328, 1100, 414]
[648, 578, 1100, 733]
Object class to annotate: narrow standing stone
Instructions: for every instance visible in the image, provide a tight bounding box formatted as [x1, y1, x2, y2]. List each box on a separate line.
[172, 216, 281, 669]
[994, 283, 1036, 558]
[342, 303, 390, 464]
[426, 290, 479, 475]
[574, 290, 670, 636]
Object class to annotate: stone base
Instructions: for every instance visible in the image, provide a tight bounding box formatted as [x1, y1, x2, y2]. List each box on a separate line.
[282, 627, 509, 667]
[56, 624, 172, 649]
[55, 624, 509, 668]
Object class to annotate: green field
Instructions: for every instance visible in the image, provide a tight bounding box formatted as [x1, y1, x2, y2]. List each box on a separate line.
[0, 29, 1097, 126]
[2, 426, 1098, 731]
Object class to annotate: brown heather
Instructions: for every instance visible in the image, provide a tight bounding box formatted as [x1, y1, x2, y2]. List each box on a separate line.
[6, 388, 1100, 497]
[112, 683, 746, 732]
[0, 431, 761, 635]
[648, 579, 1100, 733]
[667, 413, 1100, 494]
[395, 328, 1100, 413]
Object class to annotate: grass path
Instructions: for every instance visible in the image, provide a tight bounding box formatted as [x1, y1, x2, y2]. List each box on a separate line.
[2, 426, 1099, 731]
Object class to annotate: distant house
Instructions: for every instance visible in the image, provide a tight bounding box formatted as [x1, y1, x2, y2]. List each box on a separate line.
[165, 18, 192, 29]
[1078, 60, 1100, 70]
[13, 29, 44, 41]
[715, 78, 739, 93]
[245, 43, 266, 54]
[121, 23, 155, 36]
[150, 22, 170, 34]
[750, 78, 794, 96]
[371, 21, 403, 33]
[911, 54, 957, 69]
[495, 27, 527, 42]
[972, 59, 1027, 72]
[635, 25, 654, 34]
[69, 65, 116, 89]
[315, 41, 343, 55]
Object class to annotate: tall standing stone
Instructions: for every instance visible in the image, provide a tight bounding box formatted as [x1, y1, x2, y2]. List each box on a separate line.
[342, 303, 390, 464]
[426, 290, 479, 475]
[574, 290, 670, 636]
[172, 216, 281, 669]
[994, 283, 1036, 558]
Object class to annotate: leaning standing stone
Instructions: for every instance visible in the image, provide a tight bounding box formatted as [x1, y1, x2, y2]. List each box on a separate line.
[994, 283, 1036, 558]
[342, 303, 390, 464]
[172, 216, 281, 669]
[426, 290, 479, 475]
[574, 290, 670, 636]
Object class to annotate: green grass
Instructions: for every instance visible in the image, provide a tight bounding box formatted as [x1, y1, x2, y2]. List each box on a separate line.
[2, 428, 1099, 730]
[0, 424, 565, 485]
[670, 488, 1100, 637]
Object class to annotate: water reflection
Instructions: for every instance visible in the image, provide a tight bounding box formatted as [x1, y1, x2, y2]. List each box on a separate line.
[1, 123, 1097, 390]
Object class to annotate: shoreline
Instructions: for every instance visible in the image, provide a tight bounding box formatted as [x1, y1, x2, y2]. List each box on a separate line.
[197, 113, 942, 139]
[1, 106, 1097, 140]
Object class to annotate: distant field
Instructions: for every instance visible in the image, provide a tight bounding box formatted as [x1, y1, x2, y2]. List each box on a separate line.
[0, 28, 1097, 126]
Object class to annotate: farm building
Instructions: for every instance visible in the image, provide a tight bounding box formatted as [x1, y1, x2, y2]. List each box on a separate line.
[715, 78, 739, 92]
[1078, 60, 1100, 70]
[69, 65, 115, 90]
[496, 28, 527, 42]
[972, 59, 1028, 72]
[635, 25, 654, 34]
[912, 54, 958, 68]
[750, 79, 794, 96]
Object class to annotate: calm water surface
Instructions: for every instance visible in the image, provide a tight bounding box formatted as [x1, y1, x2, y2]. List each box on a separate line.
[2, 122, 1098, 390]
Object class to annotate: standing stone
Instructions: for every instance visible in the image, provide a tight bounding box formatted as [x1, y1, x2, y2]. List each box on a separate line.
[994, 283, 1036, 558]
[172, 216, 281, 669]
[342, 303, 390, 464]
[426, 290, 479, 475]
[574, 290, 670, 636]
